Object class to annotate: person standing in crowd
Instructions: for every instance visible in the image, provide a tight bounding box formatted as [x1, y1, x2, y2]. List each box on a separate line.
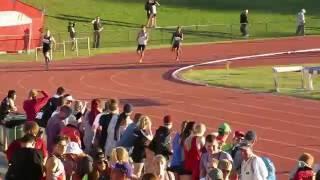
[296, 9, 306, 36]
[216, 122, 232, 149]
[146, 0, 160, 28]
[23, 89, 49, 121]
[117, 113, 143, 152]
[7, 121, 47, 163]
[0, 90, 17, 121]
[92, 16, 104, 48]
[6, 134, 44, 180]
[239, 141, 268, 180]
[218, 160, 232, 180]
[45, 136, 68, 180]
[199, 134, 233, 179]
[83, 99, 102, 153]
[289, 153, 315, 180]
[60, 118, 82, 147]
[184, 123, 206, 180]
[89, 148, 111, 180]
[168, 121, 187, 179]
[240, 9, 249, 37]
[149, 115, 173, 160]
[152, 155, 175, 180]
[46, 105, 72, 153]
[171, 26, 184, 61]
[131, 115, 153, 178]
[42, 29, 56, 71]
[115, 103, 134, 140]
[136, 25, 149, 63]
[110, 147, 136, 179]
[68, 22, 76, 50]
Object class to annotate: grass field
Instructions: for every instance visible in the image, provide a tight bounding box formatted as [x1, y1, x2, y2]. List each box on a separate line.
[182, 64, 320, 100]
[1, 0, 319, 62]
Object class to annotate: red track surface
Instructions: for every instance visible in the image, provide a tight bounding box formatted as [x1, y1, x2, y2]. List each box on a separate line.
[1, 36, 320, 179]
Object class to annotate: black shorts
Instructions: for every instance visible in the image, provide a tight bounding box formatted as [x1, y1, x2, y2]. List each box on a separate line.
[147, 12, 151, 19]
[43, 48, 50, 55]
[168, 165, 192, 175]
[137, 44, 146, 52]
[172, 42, 180, 49]
[70, 33, 76, 39]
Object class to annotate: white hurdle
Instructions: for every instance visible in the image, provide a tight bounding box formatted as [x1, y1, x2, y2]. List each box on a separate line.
[303, 67, 320, 90]
[272, 66, 304, 92]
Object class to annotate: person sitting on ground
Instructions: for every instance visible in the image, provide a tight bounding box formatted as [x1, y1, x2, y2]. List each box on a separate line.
[23, 89, 49, 121]
[88, 148, 111, 180]
[184, 123, 206, 180]
[7, 121, 47, 163]
[152, 154, 175, 180]
[239, 141, 268, 180]
[289, 152, 315, 180]
[200, 134, 233, 179]
[149, 115, 173, 160]
[110, 147, 136, 180]
[45, 135, 68, 180]
[0, 90, 17, 121]
[6, 134, 44, 180]
[46, 105, 72, 153]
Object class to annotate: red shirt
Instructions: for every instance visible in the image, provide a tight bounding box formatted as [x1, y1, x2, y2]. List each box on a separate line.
[6, 137, 48, 162]
[23, 91, 49, 121]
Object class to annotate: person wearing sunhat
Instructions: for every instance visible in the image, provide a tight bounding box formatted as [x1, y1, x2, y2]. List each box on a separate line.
[239, 141, 267, 180]
[148, 115, 173, 160]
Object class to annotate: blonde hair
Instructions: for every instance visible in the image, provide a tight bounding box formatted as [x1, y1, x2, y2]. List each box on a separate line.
[108, 98, 119, 112]
[298, 153, 314, 167]
[23, 121, 39, 136]
[193, 123, 206, 136]
[29, 89, 38, 99]
[111, 147, 129, 163]
[218, 159, 232, 171]
[137, 115, 152, 130]
[153, 154, 166, 166]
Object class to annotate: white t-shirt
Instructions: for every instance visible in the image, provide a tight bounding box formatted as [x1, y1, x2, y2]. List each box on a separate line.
[138, 32, 148, 45]
[240, 155, 268, 180]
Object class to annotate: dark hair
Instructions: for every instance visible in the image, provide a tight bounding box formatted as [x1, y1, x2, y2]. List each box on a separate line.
[53, 135, 69, 145]
[141, 25, 146, 28]
[7, 90, 16, 99]
[56, 87, 65, 95]
[205, 134, 215, 143]
[141, 173, 159, 180]
[57, 96, 65, 107]
[133, 113, 143, 123]
[20, 134, 36, 144]
[180, 121, 195, 146]
[316, 170, 320, 180]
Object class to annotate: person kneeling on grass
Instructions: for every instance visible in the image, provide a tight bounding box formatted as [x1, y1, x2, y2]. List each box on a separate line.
[136, 25, 149, 63]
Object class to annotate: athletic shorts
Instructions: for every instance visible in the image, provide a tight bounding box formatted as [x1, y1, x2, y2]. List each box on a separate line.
[137, 44, 146, 52]
[172, 42, 180, 49]
[168, 165, 192, 175]
[43, 48, 50, 55]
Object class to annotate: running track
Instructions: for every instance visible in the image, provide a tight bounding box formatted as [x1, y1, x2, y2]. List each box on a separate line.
[1, 36, 320, 179]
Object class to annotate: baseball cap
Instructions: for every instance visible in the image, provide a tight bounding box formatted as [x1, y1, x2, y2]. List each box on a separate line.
[208, 168, 223, 180]
[234, 130, 245, 139]
[218, 123, 232, 135]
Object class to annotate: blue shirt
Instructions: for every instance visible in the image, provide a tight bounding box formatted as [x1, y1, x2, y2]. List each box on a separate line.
[170, 133, 183, 167]
[117, 123, 138, 148]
